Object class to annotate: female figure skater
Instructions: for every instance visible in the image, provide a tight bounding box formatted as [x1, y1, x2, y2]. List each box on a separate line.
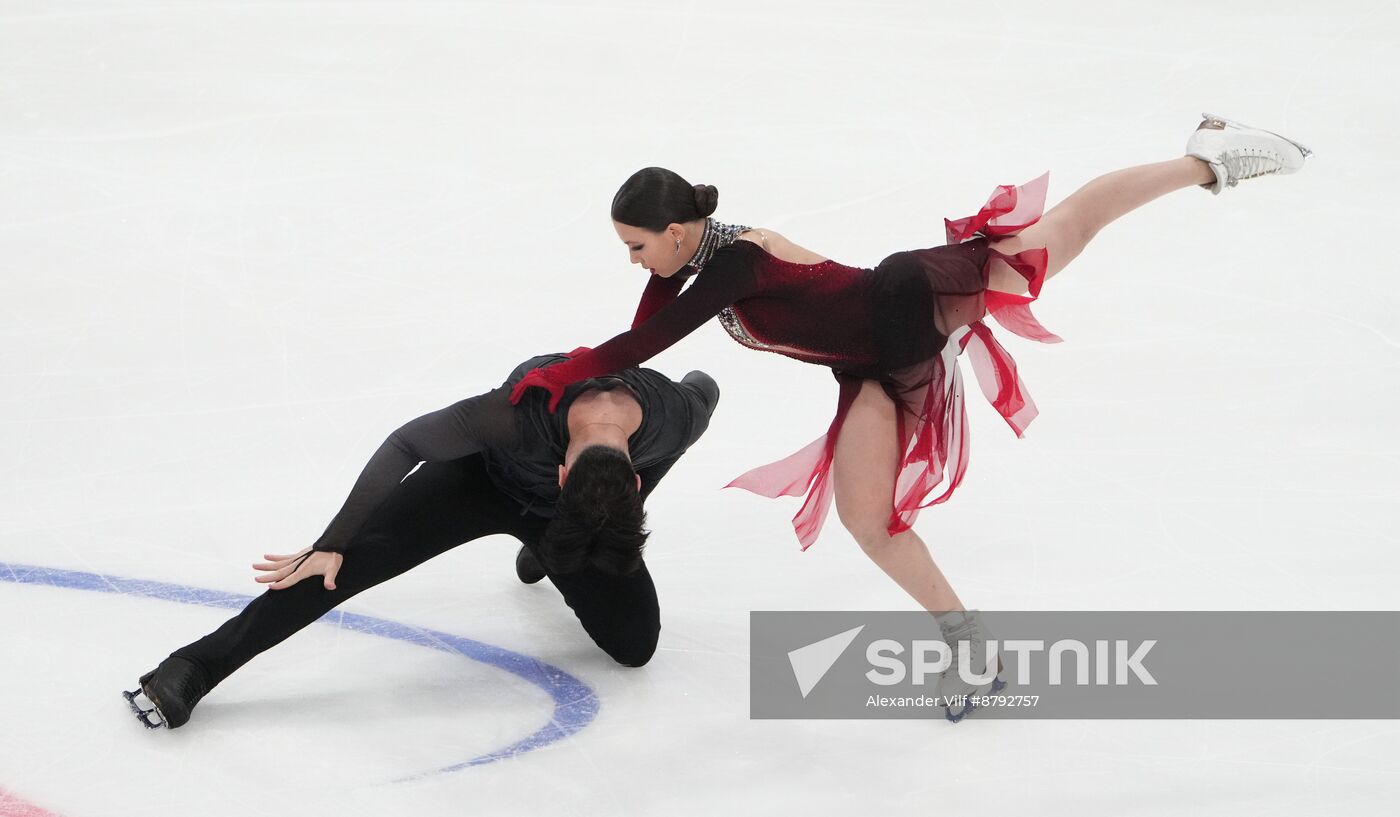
[509, 114, 1312, 720]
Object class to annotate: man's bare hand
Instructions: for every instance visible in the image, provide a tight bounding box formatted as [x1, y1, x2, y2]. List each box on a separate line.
[253, 547, 343, 591]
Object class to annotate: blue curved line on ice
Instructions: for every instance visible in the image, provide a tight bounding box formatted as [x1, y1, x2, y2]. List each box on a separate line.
[0, 561, 598, 781]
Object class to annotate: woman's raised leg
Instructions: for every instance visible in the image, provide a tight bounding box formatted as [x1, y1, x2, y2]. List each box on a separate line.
[984, 156, 1215, 294]
[831, 378, 965, 612]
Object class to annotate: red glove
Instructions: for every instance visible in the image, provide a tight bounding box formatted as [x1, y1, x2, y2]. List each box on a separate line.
[509, 367, 568, 412]
[509, 350, 595, 412]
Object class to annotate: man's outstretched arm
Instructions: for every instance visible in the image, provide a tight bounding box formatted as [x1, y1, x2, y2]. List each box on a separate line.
[309, 385, 517, 555]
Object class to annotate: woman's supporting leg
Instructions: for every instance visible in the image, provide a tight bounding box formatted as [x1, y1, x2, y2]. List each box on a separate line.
[985, 156, 1216, 293]
[832, 378, 965, 612]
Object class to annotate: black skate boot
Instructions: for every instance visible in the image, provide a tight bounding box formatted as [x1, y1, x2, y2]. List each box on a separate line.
[515, 545, 546, 584]
[122, 655, 211, 729]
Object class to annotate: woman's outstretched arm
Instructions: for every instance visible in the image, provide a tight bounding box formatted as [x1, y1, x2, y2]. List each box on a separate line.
[632, 271, 686, 328]
[510, 247, 760, 410]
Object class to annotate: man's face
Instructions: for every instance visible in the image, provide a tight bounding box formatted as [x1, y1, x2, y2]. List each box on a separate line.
[576, 375, 640, 401]
[559, 379, 643, 492]
[562, 377, 641, 443]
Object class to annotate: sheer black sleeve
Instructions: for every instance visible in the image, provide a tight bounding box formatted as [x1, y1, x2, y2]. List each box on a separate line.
[310, 385, 518, 554]
[631, 272, 685, 329]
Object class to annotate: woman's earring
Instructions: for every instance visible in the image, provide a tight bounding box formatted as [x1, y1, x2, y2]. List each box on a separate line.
[674, 239, 681, 254]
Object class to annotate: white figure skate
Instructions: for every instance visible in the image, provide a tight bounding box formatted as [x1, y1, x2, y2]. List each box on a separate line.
[1185, 112, 1313, 195]
[933, 609, 1006, 723]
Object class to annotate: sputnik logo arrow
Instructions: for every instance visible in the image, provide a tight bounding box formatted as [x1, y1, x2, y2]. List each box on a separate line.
[787, 625, 865, 698]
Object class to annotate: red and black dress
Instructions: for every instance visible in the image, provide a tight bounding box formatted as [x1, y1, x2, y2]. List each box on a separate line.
[511, 173, 1059, 549]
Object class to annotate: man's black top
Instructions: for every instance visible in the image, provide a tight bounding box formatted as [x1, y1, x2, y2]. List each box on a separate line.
[310, 353, 720, 553]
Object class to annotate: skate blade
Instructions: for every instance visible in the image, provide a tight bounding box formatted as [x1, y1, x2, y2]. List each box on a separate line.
[943, 675, 1007, 724]
[1201, 111, 1313, 157]
[122, 688, 167, 729]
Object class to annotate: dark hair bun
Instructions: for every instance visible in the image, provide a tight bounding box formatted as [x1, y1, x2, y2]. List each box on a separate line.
[692, 184, 719, 218]
[612, 168, 718, 230]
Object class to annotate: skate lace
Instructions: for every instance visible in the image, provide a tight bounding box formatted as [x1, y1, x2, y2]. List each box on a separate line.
[943, 617, 984, 673]
[1220, 147, 1283, 186]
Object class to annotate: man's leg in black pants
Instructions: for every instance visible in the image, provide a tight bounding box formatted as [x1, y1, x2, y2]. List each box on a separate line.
[531, 547, 661, 668]
[171, 455, 524, 691]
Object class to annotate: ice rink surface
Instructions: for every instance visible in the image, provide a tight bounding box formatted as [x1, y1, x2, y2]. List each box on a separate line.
[2, 0, 1398, 814]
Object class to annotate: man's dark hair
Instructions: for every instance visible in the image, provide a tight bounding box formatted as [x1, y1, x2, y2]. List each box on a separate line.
[538, 445, 649, 576]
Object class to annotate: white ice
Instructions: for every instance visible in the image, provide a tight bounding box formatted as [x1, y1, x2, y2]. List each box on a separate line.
[2, 1, 1398, 815]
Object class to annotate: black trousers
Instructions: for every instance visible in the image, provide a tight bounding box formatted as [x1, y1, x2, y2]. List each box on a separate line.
[171, 454, 660, 689]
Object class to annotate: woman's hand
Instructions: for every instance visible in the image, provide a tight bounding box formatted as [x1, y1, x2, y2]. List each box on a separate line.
[254, 547, 343, 591]
[509, 368, 567, 412]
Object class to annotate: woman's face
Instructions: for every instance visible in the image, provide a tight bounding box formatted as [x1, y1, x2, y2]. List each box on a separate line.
[613, 220, 687, 278]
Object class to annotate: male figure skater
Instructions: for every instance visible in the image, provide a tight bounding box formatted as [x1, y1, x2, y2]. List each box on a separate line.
[124, 351, 720, 728]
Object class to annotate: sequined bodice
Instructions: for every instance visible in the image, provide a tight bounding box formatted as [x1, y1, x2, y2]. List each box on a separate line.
[716, 261, 857, 363]
[704, 234, 884, 368]
[686, 219, 774, 353]
[688, 219, 850, 359]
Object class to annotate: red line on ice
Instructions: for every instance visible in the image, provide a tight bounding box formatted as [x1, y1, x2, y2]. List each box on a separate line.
[0, 788, 64, 817]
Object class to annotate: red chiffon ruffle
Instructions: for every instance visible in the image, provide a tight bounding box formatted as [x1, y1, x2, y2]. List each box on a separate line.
[724, 172, 1059, 549]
